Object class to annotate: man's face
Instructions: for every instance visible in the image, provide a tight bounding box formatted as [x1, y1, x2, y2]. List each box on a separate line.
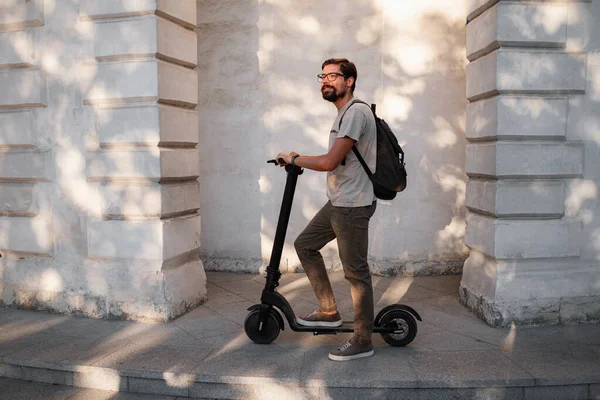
[320, 64, 352, 102]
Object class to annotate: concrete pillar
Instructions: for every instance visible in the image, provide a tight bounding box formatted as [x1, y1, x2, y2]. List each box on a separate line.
[461, 0, 599, 326]
[0, 0, 205, 321]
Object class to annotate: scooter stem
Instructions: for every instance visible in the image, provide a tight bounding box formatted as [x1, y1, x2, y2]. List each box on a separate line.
[265, 164, 303, 291]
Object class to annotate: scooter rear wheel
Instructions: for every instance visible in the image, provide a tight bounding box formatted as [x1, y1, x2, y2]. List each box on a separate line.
[378, 309, 417, 347]
[244, 309, 281, 344]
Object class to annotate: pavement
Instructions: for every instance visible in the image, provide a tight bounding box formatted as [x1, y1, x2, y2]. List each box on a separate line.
[1, 271, 600, 400]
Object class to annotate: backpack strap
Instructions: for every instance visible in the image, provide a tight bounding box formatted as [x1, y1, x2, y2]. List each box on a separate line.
[338, 99, 374, 177]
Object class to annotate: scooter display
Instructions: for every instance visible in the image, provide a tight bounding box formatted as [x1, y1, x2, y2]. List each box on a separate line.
[244, 159, 422, 346]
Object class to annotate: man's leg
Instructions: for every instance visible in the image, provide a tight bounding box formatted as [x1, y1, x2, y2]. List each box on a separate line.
[332, 202, 377, 342]
[294, 201, 338, 314]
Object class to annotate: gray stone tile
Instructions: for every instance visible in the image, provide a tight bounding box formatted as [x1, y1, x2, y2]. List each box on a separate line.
[208, 278, 265, 300]
[93, 342, 212, 376]
[47, 316, 124, 341]
[0, 308, 57, 329]
[417, 387, 524, 400]
[174, 314, 242, 340]
[324, 387, 524, 400]
[128, 376, 190, 397]
[194, 331, 253, 348]
[21, 366, 73, 386]
[590, 383, 600, 399]
[5, 335, 130, 366]
[0, 330, 60, 357]
[411, 329, 499, 351]
[545, 324, 600, 347]
[69, 388, 177, 399]
[205, 271, 255, 284]
[523, 384, 589, 400]
[407, 350, 535, 387]
[193, 344, 303, 381]
[108, 321, 201, 348]
[411, 274, 462, 293]
[0, 362, 21, 379]
[504, 347, 600, 385]
[203, 283, 249, 307]
[0, 377, 82, 399]
[421, 293, 475, 318]
[204, 299, 256, 326]
[72, 366, 127, 391]
[300, 345, 419, 388]
[190, 381, 320, 400]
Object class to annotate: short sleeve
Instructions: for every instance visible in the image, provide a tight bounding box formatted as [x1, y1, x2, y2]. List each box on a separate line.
[337, 107, 368, 142]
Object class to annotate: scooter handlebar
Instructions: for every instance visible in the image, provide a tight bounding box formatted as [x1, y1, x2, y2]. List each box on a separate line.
[267, 158, 286, 165]
[266, 159, 304, 174]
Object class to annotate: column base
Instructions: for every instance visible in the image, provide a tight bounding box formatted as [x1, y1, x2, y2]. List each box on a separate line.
[0, 254, 207, 322]
[460, 283, 600, 327]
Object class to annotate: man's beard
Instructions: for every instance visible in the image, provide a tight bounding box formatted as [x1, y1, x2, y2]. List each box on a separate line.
[321, 85, 345, 102]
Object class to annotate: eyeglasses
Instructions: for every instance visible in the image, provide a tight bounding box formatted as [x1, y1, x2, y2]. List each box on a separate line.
[317, 72, 345, 83]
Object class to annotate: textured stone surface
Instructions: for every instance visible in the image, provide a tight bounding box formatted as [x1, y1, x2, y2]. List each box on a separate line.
[465, 212, 580, 259]
[0, 150, 50, 182]
[0, 110, 35, 148]
[0, 30, 35, 68]
[80, 0, 196, 28]
[99, 181, 199, 218]
[0, 69, 46, 108]
[466, 141, 584, 178]
[94, 16, 197, 67]
[0, 183, 37, 216]
[467, 50, 587, 100]
[0, 0, 204, 323]
[0, 0, 44, 30]
[462, 250, 600, 304]
[467, 3, 568, 61]
[86, 148, 199, 182]
[466, 180, 565, 217]
[96, 105, 198, 147]
[87, 214, 200, 260]
[466, 96, 568, 141]
[84, 60, 197, 106]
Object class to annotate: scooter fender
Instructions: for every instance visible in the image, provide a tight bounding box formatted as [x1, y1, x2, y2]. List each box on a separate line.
[376, 304, 423, 323]
[247, 304, 285, 331]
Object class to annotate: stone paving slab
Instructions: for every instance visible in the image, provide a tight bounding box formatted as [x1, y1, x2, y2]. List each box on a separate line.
[0, 271, 599, 400]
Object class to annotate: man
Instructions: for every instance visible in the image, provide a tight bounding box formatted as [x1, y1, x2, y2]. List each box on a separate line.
[276, 58, 377, 361]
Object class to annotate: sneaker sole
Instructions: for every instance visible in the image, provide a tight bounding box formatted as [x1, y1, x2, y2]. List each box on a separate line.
[328, 350, 374, 362]
[296, 318, 343, 327]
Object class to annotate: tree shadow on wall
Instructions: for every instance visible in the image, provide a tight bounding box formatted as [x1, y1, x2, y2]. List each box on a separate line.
[196, 1, 469, 277]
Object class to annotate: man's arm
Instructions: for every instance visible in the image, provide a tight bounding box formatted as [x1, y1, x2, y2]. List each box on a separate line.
[276, 136, 355, 172]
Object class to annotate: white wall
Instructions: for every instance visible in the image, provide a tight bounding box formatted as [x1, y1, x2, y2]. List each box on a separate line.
[0, 0, 205, 321]
[197, 0, 469, 275]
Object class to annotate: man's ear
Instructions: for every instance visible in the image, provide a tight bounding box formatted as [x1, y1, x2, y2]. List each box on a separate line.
[346, 76, 354, 89]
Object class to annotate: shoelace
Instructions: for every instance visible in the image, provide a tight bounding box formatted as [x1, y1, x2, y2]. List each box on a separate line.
[338, 341, 352, 352]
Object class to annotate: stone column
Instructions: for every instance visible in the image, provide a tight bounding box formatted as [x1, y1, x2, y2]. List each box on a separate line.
[80, 0, 205, 321]
[0, 0, 205, 322]
[461, 0, 596, 326]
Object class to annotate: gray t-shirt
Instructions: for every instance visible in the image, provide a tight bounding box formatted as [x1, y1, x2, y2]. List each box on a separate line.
[326, 98, 377, 207]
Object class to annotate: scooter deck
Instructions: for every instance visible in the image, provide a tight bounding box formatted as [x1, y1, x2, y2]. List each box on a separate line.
[290, 320, 355, 333]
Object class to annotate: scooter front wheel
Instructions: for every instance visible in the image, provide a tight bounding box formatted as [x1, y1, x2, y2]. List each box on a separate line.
[244, 308, 281, 344]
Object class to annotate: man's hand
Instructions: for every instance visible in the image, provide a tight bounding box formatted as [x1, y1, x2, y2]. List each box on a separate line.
[275, 152, 298, 167]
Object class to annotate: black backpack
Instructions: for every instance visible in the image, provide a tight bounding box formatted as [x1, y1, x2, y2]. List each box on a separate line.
[339, 100, 407, 200]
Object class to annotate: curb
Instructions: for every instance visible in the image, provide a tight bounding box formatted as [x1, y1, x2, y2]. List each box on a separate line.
[2, 358, 600, 400]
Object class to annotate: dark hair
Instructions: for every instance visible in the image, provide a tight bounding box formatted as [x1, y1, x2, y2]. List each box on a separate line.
[322, 58, 357, 92]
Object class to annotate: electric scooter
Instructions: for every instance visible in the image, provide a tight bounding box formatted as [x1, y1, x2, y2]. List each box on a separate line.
[244, 159, 422, 346]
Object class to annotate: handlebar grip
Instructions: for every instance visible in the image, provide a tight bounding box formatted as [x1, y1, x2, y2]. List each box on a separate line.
[267, 158, 286, 165]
